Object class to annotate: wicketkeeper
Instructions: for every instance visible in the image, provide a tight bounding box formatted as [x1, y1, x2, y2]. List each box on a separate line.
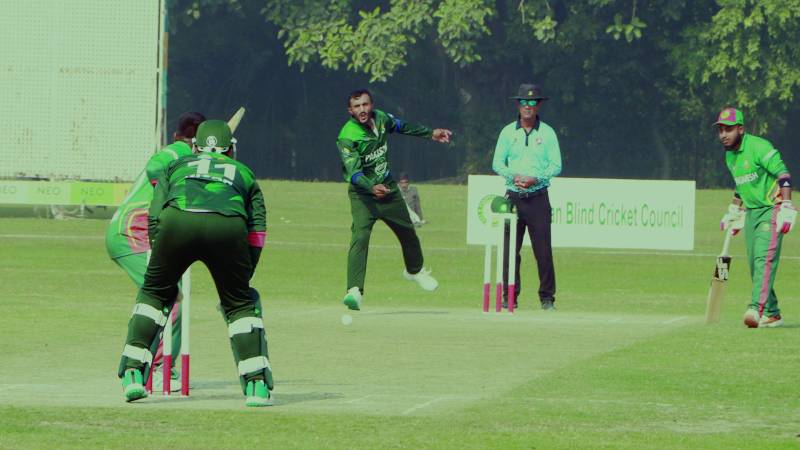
[716, 107, 795, 328]
[117, 120, 273, 406]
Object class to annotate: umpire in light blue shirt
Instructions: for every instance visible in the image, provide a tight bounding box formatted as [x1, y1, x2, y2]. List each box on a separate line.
[492, 83, 562, 310]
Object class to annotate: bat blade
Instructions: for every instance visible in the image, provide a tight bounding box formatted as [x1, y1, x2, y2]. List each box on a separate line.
[227, 107, 245, 133]
[705, 255, 731, 324]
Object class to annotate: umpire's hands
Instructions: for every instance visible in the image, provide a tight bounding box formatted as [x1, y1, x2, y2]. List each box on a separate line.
[513, 176, 538, 189]
[372, 184, 390, 199]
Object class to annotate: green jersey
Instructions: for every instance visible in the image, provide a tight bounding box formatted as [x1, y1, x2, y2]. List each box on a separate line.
[725, 133, 789, 209]
[150, 152, 266, 234]
[336, 109, 432, 193]
[105, 141, 193, 259]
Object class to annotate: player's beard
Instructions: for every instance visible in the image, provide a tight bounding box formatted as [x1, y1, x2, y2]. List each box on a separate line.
[352, 110, 371, 125]
[723, 133, 742, 150]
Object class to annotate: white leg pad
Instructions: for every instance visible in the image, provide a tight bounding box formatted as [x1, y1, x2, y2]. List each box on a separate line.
[228, 317, 264, 338]
[132, 303, 167, 327]
[238, 356, 270, 376]
[122, 344, 153, 365]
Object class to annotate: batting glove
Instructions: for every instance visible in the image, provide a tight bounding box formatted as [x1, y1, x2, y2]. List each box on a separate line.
[720, 204, 745, 235]
[776, 200, 797, 234]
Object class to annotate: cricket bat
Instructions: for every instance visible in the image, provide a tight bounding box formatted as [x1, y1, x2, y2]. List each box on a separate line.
[227, 107, 246, 133]
[705, 228, 734, 324]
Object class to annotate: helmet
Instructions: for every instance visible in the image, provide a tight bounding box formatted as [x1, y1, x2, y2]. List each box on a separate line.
[193, 120, 237, 153]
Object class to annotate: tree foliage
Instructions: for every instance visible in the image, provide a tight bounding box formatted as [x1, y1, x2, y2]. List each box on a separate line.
[168, 0, 800, 186]
[678, 0, 800, 132]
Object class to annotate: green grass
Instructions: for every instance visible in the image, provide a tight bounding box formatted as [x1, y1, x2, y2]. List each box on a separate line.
[1, 180, 799, 449]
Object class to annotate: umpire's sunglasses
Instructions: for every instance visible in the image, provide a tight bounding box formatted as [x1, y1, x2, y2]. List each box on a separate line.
[518, 99, 538, 107]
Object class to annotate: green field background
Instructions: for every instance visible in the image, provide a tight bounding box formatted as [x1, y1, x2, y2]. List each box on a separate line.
[1, 180, 798, 449]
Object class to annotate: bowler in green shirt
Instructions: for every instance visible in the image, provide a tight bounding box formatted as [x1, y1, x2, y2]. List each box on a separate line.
[336, 89, 452, 310]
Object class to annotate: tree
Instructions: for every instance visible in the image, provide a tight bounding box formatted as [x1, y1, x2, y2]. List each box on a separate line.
[168, 0, 800, 186]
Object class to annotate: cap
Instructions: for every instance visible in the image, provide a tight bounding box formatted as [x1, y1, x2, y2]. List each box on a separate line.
[194, 120, 234, 153]
[713, 107, 744, 126]
[510, 83, 548, 101]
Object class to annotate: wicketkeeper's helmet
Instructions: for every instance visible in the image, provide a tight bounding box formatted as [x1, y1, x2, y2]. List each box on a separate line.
[193, 119, 237, 153]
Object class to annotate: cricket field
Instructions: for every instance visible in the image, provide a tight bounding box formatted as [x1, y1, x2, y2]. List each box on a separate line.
[1, 180, 798, 449]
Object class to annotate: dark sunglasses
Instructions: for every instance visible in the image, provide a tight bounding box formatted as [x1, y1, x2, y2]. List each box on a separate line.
[518, 99, 538, 107]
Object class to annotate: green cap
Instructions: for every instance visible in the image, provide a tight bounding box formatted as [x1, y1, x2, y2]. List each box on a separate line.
[713, 107, 744, 126]
[194, 120, 234, 153]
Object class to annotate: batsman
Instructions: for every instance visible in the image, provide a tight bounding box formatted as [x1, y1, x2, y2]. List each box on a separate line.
[117, 120, 273, 406]
[105, 111, 205, 387]
[715, 107, 796, 328]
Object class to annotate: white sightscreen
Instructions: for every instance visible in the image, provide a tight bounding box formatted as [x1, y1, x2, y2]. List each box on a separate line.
[0, 1, 163, 182]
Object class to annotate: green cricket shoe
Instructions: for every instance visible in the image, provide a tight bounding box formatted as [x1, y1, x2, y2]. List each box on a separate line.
[245, 379, 273, 407]
[342, 287, 362, 311]
[122, 368, 148, 402]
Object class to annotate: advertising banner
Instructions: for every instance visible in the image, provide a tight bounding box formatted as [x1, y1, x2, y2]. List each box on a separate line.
[467, 175, 695, 250]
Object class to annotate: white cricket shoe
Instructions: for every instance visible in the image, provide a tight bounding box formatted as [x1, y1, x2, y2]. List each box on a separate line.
[743, 309, 760, 328]
[342, 287, 363, 311]
[759, 314, 784, 328]
[152, 366, 182, 393]
[403, 268, 438, 291]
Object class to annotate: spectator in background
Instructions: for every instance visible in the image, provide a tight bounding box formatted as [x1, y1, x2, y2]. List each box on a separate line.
[398, 172, 426, 227]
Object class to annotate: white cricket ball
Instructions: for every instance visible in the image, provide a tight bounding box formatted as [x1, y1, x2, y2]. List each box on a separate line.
[340, 314, 353, 326]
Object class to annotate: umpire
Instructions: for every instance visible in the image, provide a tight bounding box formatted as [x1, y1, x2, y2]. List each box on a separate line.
[492, 84, 562, 310]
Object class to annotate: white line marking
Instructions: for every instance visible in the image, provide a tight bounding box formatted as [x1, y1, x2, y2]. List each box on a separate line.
[662, 316, 687, 325]
[402, 397, 445, 415]
[303, 307, 335, 314]
[343, 395, 374, 404]
[2, 233, 799, 260]
[0, 234, 102, 240]
[0, 383, 59, 392]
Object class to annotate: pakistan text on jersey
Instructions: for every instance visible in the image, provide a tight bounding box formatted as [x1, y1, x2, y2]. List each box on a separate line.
[734, 172, 759, 186]
[364, 145, 388, 162]
[186, 174, 234, 186]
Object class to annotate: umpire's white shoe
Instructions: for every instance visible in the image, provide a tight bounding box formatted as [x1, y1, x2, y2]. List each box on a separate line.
[403, 268, 438, 291]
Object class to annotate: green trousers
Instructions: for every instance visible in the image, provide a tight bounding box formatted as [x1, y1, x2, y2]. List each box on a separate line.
[347, 185, 423, 293]
[136, 207, 254, 320]
[744, 205, 784, 317]
[122, 207, 271, 388]
[113, 252, 181, 366]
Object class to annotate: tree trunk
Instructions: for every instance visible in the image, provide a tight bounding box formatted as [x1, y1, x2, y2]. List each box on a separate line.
[650, 121, 672, 179]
